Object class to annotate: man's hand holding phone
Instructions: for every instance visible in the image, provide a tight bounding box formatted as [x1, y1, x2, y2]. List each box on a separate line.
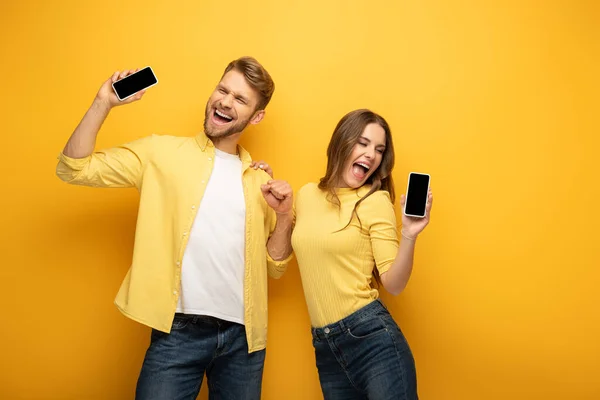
[95, 69, 147, 109]
[62, 68, 155, 158]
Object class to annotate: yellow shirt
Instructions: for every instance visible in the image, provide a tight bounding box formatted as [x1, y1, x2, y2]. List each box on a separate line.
[291, 183, 399, 327]
[56, 133, 291, 353]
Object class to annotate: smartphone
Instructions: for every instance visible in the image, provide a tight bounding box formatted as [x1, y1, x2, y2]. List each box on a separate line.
[403, 172, 430, 218]
[112, 66, 158, 101]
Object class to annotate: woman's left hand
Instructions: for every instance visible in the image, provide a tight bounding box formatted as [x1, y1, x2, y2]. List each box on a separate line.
[400, 189, 433, 239]
[250, 160, 273, 178]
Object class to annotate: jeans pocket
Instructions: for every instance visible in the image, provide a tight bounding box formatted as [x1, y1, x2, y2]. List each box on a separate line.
[346, 316, 388, 340]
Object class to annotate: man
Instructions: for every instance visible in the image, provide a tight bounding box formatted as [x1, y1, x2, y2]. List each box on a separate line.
[56, 57, 293, 399]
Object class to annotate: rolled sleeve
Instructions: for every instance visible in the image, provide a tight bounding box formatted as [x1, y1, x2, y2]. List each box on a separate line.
[267, 250, 294, 279]
[56, 153, 93, 182]
[55, 135, 154, 188]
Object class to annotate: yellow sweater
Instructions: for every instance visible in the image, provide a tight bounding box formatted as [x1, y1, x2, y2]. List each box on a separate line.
[292, 183, 399, 327]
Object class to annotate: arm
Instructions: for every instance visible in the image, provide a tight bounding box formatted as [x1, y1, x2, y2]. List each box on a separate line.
[267, 211, 294, 261]
[261, 179, 295, 279]
[56, 70, 150, 188]
[63, 70, 146, 159]
[63, 98, 111, 158]
[379, 232, 417, 296]
[380, 190, 433, 295]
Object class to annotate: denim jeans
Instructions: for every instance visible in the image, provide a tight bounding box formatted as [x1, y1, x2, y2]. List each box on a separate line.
[135, 314, 265, 400]
[311, 300, 418, 400]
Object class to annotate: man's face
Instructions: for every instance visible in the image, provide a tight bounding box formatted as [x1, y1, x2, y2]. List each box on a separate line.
[203, 70, 264, 139]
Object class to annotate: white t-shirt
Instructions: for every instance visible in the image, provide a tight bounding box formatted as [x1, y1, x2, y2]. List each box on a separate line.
[176, 148, 246, 324]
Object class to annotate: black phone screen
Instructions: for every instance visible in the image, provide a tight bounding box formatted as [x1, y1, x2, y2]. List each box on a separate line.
[113, 67, 157, 100]
[405, 173, 430, 217]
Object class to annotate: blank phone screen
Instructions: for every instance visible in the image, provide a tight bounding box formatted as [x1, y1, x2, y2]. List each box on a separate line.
[405, 173, 430, 217]
[113, 67, 157, 100]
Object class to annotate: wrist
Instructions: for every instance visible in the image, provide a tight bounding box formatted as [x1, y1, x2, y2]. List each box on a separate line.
[276, 210, 294, 221]
[92, 97, 113, 113]
[400, 227, 418, 241]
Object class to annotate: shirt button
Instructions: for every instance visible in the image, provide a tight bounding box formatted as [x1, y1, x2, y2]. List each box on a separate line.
[208, 157, 212, 161]
[201, 180, 206, 184]
[173, 290, 178, 295]
[183, 232, 187, 236]
[191, 205, 195, 209]
[324, 327, 330, 334]
[176, 261, 180, 266]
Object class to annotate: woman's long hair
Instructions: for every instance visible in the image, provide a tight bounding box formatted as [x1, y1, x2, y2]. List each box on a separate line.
[318, 109, 396, 287]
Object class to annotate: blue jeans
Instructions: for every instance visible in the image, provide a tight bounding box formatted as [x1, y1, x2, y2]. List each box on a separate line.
[135, 314, 266, 400]
[311, 300, 418, 400]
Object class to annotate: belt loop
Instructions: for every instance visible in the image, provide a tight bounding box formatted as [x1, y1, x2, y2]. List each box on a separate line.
[312, 328, 320, 342]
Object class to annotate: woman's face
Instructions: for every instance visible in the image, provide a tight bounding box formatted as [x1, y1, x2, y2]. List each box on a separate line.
[339, 123, 387, 188]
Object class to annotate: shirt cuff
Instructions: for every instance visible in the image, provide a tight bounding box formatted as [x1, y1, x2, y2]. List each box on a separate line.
[57, 152, 92, 170]
[266, 250, 294, 267]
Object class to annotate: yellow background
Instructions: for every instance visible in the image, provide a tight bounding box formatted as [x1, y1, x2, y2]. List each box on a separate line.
[1, 0, 598, 399]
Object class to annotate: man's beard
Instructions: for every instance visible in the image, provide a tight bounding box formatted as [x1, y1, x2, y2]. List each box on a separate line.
[203, 102, 251, 140]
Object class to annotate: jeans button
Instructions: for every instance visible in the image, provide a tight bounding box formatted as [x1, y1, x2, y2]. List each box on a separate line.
[324, 327, 330, 334]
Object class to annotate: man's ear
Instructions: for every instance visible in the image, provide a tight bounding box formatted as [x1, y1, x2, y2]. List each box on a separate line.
[250, 110, 265, 125]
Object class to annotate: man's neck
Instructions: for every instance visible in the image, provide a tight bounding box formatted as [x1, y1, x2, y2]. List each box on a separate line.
[211, 134, 240, 155]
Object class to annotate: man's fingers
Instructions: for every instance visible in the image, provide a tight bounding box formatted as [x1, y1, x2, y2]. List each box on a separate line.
[260, 184, 271, 194]
[268, 182, 292, 198]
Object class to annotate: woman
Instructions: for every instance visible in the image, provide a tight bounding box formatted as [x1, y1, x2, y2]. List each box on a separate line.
[291, 109, 433, 399]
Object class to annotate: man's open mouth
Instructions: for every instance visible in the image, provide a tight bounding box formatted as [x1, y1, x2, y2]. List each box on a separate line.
[212, 109, 234, 125]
